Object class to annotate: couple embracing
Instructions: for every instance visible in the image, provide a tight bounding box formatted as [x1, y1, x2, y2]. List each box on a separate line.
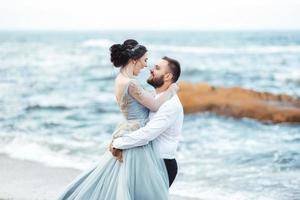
[58, 39, 184, 200]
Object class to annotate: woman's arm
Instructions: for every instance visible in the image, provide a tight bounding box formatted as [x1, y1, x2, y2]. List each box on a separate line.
[128, 79, 178, 112]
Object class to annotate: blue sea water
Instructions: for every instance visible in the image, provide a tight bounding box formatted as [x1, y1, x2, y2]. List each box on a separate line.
[0, 31, 300, 200]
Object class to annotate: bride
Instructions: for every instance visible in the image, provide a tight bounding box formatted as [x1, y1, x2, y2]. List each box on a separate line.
[57, 39, 177, 200]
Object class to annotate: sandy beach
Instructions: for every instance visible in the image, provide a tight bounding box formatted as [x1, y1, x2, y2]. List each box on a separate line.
[0, 154, 196, 200]
[0, 154, 80, 200]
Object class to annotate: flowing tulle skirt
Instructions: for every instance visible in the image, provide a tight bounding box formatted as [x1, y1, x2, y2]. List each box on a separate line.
[57, 142, 169, 200]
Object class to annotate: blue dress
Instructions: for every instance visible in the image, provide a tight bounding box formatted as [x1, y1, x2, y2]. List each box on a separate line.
[57, 81, 169, 200]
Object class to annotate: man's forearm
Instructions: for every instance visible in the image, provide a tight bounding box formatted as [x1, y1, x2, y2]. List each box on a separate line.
[112, 134, 149, 149]
[112, 102, 179, 149]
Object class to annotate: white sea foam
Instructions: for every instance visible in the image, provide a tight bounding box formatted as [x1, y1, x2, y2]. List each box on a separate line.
[0, 135, 109, 170]
[274, 70, 300, 84]
[95, 93, 115, 103]
[170, 181, 275, 200]
[27, 93, 90, 109]
[148, 44, 300, 55]
[81, 39, 113, 48]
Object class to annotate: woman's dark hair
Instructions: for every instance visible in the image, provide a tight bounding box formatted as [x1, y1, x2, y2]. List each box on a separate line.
[110, 39, 147, 68]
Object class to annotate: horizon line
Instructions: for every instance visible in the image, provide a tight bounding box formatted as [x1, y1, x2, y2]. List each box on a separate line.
[1, 28, 300, 32]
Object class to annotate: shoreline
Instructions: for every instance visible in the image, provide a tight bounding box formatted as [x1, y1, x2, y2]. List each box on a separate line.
[0, 153, 80, 200]
[0, 154, 197, 200]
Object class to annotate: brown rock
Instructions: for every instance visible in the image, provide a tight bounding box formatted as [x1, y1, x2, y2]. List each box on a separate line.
[178, 81, 300, 123]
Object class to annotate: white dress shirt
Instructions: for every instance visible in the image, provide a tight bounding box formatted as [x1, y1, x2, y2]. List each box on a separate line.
[112, 93, 184, 159]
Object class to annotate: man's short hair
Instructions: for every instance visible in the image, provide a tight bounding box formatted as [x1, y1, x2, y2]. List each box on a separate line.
[162, 56, 181, 83]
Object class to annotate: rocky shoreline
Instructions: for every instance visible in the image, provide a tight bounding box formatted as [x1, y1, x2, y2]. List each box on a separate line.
[178, 81, 300, 123]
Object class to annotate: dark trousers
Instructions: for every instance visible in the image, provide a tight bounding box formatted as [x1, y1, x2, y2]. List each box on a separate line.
[163, 159, 178, 187]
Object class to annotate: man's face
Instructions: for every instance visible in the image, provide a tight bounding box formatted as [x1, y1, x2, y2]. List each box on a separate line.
[147, 59, 169, 88]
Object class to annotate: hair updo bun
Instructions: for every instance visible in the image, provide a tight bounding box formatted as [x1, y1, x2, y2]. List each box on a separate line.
[109, 44, 129, 68]
[110, 39, 147, 68]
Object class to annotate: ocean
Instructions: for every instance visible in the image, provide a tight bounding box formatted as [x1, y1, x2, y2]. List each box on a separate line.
[0, 31, 299, 200]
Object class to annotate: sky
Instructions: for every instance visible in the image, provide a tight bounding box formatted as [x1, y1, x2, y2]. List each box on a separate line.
[0, 0, 300, 30]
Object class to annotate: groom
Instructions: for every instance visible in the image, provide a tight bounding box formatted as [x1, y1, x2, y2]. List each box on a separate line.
[112, 56, 184, 187]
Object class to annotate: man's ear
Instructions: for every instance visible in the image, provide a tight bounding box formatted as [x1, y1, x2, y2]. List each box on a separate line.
[164, 73, 173, 82]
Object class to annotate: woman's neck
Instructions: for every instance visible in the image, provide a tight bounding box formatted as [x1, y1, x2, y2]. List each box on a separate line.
[120, 64, 134, 78]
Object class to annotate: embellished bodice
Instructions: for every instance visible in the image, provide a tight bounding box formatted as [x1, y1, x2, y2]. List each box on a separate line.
[117, 80, 150, 128]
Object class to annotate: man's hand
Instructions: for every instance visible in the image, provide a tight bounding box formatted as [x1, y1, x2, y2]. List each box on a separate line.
[112, 148, 123, 162]
[109, 142, 123, 162]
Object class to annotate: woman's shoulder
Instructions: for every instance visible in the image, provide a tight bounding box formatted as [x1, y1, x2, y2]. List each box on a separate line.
[116, 76, 137, 87]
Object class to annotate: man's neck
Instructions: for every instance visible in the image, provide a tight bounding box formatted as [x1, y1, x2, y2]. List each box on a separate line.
[155, 83, 170, 94]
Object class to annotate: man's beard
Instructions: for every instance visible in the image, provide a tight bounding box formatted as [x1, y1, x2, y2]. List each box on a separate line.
[147, 74, 164, 88]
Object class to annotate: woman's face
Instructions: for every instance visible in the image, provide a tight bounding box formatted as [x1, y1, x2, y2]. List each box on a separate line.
[133, 52, 148, 76]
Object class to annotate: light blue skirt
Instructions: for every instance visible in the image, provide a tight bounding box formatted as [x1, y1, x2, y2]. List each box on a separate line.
[57, 142, 169, 200]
